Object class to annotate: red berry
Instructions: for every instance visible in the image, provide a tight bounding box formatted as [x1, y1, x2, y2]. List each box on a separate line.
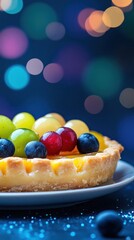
[40, 131, 62, 155]
[56, 127, 77, 151]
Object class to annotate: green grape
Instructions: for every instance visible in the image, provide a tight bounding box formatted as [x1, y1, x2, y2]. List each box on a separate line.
[0, 115, 16, 138]
[9, 128, 39, 157]
[13, 112, 35, 130]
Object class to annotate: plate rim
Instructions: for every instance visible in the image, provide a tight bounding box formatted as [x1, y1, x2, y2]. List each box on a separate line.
[0, 160, 133, 197]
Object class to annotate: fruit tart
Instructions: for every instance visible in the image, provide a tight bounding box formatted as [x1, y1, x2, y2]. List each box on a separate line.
[0, 113, 124, 192]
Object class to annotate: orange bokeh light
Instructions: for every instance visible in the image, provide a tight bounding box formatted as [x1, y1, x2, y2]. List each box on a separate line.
[112, 0, 132, 8]
[102, 7, 124, 28]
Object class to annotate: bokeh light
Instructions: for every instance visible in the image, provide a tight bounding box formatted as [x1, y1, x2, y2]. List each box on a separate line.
[20, 2, 57, 39]
[86, 10, 109, 34]
[83, 58, 123, 98]
[118, 115, 134, 150]
[43, 63, 64, 83]
[1, 0, 23, 14]
[4, 65, 30, 90]
[56, 45, 89, 81]
[46, 22, 65, 41]
[77, 8, 94, 29]
[112, 0, 132, 8]
[102, 7, 124, 28]
[0, 27, 28, 59]
[0, 0, 11, 11]
[84, 95, 104, 114]
[119, 88, 134, 108]
[26, 58, 44, 75]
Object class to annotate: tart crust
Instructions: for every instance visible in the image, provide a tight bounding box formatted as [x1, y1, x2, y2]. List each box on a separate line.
[0, 137, 123, 192]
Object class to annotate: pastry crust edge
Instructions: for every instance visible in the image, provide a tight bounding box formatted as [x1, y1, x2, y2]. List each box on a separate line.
[0, 137, 124, 192]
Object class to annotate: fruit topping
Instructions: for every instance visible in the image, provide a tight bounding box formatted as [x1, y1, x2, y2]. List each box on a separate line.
[56, 127, 77, 151]
[77, 133, 99, 154]
[45, 113, 66, 126]
[9, 129, 39, 157]
[40, 131, 62, 155]
[89, 131, 107, 151]
[25, 141, 47, 158]
[96, 210, 123, 237]
[64, 119, 90, 137]
[0, 115, 15, 138]
[0, 139, 15, 158]
[13, 112, 35, 130]
[32, 117, 62, 138]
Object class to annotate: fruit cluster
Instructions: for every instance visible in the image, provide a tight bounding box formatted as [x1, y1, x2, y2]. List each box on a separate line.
[0, 112, 106, 159]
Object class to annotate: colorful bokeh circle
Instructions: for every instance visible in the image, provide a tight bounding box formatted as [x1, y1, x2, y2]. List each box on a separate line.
[1, 0, 23, 14]
[119, 88, 134, 108]
[84, 95, 104, 114]
[0, 27, 28, 59]
[102, 7, 124, 28]
[83, 58, 123, 98]
[4, 65, 30, 90]
[43, 63, 64, 83]
[20, 2, 57, 39]
[26, 58, 44, 75]
[46, 22, 65, 41]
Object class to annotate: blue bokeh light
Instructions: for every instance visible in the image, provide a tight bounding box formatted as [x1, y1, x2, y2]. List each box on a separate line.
[3, 0, 23, 14]
[4, 65, 30, 90]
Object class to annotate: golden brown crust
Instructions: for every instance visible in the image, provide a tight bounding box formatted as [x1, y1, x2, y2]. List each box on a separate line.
[0, 137, 124, 192]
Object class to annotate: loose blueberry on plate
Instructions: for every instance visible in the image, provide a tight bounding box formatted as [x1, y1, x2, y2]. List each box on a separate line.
[96, 210, 123, 237]
[25, 141, 47, 158]
[77, 133, 99, 154]
[0, 138, 15, 158]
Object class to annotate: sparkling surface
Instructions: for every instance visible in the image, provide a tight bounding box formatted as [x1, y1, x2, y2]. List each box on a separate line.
[0, 182, 133, 239]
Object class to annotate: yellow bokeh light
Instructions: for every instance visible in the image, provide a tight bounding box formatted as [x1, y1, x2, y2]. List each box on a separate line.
[102, 6, 124, 28]
[112, 0, 132, 8]
[88, 10, 109, 33]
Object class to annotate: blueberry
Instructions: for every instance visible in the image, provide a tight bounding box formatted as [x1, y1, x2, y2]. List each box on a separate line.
[96, 210, 123, 237]
[77, 133, 99, 154]
[25, 141, 47, 158]
[0, 138, 15, 158]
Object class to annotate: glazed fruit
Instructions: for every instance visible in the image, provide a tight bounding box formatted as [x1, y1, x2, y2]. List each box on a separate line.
[64, 120, 90, 137]
[89, 131, 107, 151]
[77, 133, 99, 154]
[9, 129, 39, 157]
[40, 131, 62, 155]
[13, 112, 35, 130]
[56, 127, 77, 151]
[25, 141, 47, 158]
[45, 113, 66, 126]
[33, 117, 62, 138]
[0, 139, 15, 158]
[96, 210, 123, 237]
[0, 115, 15, 138]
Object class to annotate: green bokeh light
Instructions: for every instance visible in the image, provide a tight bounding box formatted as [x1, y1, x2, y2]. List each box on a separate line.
[83, 58, 123, 98]
[20, 2, 57, 39]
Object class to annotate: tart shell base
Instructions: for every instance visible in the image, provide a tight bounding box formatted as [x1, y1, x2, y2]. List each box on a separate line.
[0, 137, 124, 192]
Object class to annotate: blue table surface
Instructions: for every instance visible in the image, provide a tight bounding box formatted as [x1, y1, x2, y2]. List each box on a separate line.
[0, 166, 133, 240]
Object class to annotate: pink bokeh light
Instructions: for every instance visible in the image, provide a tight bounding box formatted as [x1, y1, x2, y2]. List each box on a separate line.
[0, 27, 28, 59]
[43, 63, 64, 83]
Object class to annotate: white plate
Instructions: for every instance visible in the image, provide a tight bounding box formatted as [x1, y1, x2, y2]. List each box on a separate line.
[0, 160, 133, 209]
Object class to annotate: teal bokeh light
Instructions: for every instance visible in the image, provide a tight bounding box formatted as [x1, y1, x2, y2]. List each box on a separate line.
[4, 65, 30, 90]
[20, 2, 57, 39]
[3, 0, 23, 14]
[83, 58, 123, 98]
